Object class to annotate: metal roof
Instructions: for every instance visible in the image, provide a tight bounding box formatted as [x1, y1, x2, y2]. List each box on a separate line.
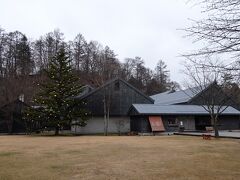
[75, 85, 94, 99]
[150, 86, 204, 105]
[131, 104, 240, 115]
[74, 78, 154, 103]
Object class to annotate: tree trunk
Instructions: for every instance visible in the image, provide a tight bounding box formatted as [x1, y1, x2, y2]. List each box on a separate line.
[103, 97, 107, 136]
[6, 113, 13, 134]
[55, 126, 59, 135]
[214, 118, 219, 138]
[104, 113, 107, 136]
[107, 107, 109, 136]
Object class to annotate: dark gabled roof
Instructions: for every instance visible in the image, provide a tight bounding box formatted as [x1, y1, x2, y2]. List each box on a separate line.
[75, 85, 94, 99]
[150, 83, 216, 105]
[130, 104, 240, 115]
[150, 87, 200, 105]
[74, 78, 154, 103]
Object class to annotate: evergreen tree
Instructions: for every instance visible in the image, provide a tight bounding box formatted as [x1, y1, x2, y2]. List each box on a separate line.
[24, 46, 88, 135]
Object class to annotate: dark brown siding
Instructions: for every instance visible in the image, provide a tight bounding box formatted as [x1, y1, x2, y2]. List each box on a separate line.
[218, 116, 240, 130]
[130, 116, 151, 133]
[82, 79, 153, 116]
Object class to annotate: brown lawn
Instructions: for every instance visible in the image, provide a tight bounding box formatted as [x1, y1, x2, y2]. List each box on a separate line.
[0, 135, 239, 180]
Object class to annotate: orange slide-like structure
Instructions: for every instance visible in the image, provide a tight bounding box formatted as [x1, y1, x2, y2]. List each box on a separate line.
[149, 116, 165, 132]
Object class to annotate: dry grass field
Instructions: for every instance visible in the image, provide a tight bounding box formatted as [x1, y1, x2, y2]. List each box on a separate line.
[0, 135, 239, 180]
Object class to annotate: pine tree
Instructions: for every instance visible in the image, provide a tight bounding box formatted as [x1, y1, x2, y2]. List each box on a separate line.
[24, 46, 88, 135]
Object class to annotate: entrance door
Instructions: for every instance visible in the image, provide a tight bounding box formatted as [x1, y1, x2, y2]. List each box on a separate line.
[195, 116, 211, 130]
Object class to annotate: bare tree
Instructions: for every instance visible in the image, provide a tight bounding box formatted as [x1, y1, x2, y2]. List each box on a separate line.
[183, 59, 238, 137]
[33, 37, 45, 71]
[33, 29, 64, 71]
[0, 28, 6, 77]
[91, 45, 120, 135]
[183, 0, 240, 77]
[122, 57, 152, 91]
[71, 34, 87, 71]
[155, 60, 169, 84]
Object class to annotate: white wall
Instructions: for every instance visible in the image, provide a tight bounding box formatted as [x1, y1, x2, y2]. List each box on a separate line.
[71, 116, 130, 134]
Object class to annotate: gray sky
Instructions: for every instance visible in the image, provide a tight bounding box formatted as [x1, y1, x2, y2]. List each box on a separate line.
[0, 0, 203, 83]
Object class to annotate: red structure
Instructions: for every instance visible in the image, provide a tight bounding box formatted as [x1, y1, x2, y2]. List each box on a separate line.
[149, 116, 165, 132]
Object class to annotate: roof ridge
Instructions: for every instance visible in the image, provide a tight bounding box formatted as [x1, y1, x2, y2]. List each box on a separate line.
[74, 77, 154, 103]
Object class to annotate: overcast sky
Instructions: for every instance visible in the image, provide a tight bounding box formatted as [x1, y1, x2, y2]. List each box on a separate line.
[0, 0, 203, 84]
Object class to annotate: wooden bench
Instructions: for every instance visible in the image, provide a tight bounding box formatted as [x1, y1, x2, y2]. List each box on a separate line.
[206, 126, 214, 132]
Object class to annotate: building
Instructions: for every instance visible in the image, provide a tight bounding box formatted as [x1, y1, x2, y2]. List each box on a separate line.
[129, 82, 240, 132]
[73, 78, 240, 134]
[0, 78, 239, 134]
[73, 78, 154, 134]
[129, 104, 240, 132]
[0, 99, 28, 133]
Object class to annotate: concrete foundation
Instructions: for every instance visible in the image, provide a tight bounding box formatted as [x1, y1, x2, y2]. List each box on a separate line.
[71, 116, 130, 134]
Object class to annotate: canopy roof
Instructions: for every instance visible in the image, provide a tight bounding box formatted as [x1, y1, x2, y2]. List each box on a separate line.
[130, 104, 240, 115]
[150, 86, 203, 105]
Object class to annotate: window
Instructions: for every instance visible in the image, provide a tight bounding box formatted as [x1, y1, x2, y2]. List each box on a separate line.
[168, 117, 178, 126]
[114, 82, 120, 91]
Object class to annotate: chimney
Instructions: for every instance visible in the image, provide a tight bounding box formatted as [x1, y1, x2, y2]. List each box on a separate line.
[19, 94, 24, 102]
